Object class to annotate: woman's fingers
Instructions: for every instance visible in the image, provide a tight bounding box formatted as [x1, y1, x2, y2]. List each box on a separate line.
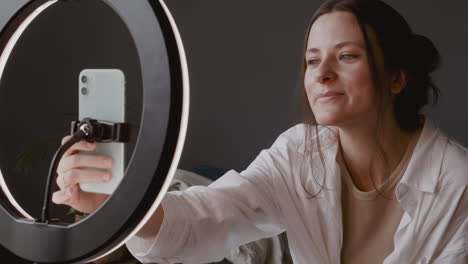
[53, 136, 112, 214]
[61, 136, 96, 158]
[56, 169, 112, 189]
[52, 188, 73, 205]
[57, 154, 114, 174]
[52, 185, 109, 214]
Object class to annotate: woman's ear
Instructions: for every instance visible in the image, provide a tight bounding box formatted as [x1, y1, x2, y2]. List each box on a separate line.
[390, 70, 407, 95]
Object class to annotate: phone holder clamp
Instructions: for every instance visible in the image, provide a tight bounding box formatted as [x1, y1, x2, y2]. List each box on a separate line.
[71, 118, 130, 143]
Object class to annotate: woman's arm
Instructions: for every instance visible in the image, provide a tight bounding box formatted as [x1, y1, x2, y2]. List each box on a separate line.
[125, 124, 306, 263]
[125, 168, 286, 264]
[135, 205, 164, 239]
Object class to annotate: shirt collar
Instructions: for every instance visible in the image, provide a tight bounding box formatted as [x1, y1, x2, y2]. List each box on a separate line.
[398, 116, 448, 193]
[323, 116, 447, 194]
[301, 116, 447, 196]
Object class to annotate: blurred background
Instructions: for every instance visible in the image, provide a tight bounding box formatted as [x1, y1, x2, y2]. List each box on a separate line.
[0, 0, 467, 262]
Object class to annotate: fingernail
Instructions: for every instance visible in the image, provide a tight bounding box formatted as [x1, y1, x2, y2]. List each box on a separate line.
[102, 173, 111, 181]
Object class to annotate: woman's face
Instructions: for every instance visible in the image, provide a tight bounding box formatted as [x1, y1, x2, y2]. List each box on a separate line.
[304, 11, 380, 127]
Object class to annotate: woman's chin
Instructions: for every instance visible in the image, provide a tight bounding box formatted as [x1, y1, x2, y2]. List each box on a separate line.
[314, 115, 346, 126]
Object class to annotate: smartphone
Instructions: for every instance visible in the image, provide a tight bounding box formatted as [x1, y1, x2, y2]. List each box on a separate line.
[78, 69, 126, 195]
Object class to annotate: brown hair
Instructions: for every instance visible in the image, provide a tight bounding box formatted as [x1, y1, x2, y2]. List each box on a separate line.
[299, 0, 441, 198]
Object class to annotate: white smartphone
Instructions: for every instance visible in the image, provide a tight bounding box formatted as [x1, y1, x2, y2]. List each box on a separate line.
[78, 69, 126, 195]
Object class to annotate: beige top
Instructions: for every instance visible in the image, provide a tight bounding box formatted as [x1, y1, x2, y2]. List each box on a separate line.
[339, 130, 420, 264]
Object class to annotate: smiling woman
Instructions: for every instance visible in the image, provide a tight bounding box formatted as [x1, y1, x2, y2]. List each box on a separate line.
[121, 1, 466, 263]
[305, 12, 378, 127]
[298, 1, 444, 263]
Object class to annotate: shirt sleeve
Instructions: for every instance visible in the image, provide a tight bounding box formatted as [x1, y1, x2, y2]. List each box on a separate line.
[125, 149, 288, 264]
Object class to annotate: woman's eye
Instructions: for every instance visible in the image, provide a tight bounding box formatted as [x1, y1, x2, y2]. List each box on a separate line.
[306, 59, 320, 66]
[341, 54, 358, 61]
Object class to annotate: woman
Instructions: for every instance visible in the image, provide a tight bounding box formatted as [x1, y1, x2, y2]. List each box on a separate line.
[53, 0, 468, 263]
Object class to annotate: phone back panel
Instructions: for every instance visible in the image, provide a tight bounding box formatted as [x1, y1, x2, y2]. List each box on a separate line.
[78, 69, 125, 195]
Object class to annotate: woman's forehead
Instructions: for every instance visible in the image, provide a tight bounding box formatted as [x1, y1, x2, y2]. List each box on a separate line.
[307, 11, 365, 49]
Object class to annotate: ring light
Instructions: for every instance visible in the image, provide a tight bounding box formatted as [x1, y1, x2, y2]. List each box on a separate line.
[0, 0, 189, 263]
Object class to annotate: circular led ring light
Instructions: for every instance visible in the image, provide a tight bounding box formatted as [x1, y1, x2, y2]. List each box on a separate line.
[0, 0, 189, 263]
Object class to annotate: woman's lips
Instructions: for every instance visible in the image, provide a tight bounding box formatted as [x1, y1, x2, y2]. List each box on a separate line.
[316, 91, 344, 103]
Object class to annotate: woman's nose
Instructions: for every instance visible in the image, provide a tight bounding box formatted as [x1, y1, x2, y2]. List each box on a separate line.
[315, 60, 337, 84]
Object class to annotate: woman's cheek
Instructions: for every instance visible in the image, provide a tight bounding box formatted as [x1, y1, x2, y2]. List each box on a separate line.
[347, 84, 376, 114]
[304, 85, 316, 109]
[304, 73, 316, 102]
[303, 72, 312, 91]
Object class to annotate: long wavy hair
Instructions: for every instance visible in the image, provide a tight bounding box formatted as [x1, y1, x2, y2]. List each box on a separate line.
[299, 0, 441, 198]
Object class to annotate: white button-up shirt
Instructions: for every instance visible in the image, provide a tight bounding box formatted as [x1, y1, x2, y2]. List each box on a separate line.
[126, 117, 468, 264]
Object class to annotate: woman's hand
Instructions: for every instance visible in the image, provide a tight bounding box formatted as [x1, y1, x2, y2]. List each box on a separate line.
[51, 136, 114, 214]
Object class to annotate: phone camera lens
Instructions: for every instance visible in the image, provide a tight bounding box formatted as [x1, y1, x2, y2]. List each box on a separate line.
[81, 76, 88, 83]
[81, 87, 88, 95]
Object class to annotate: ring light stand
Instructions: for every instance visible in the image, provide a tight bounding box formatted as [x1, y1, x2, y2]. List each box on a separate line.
[0, 0, 189, 263]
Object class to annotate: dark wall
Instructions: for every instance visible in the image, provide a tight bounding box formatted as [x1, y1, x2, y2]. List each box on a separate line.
[170, 0, 316, 171]
[166, 0, 468, 172]
[1, 0, 467, 261]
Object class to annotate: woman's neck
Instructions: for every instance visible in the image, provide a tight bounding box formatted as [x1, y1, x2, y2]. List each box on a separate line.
[336, 112, 420, 192]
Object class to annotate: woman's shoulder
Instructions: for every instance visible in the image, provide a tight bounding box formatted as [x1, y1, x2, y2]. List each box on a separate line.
[440, 136, 468, 187]
[270, 123, 339, 154]
[406, 119, 468, 192]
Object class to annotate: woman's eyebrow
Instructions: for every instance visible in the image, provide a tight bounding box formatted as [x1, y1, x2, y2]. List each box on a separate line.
[306, 41, 365, 54]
